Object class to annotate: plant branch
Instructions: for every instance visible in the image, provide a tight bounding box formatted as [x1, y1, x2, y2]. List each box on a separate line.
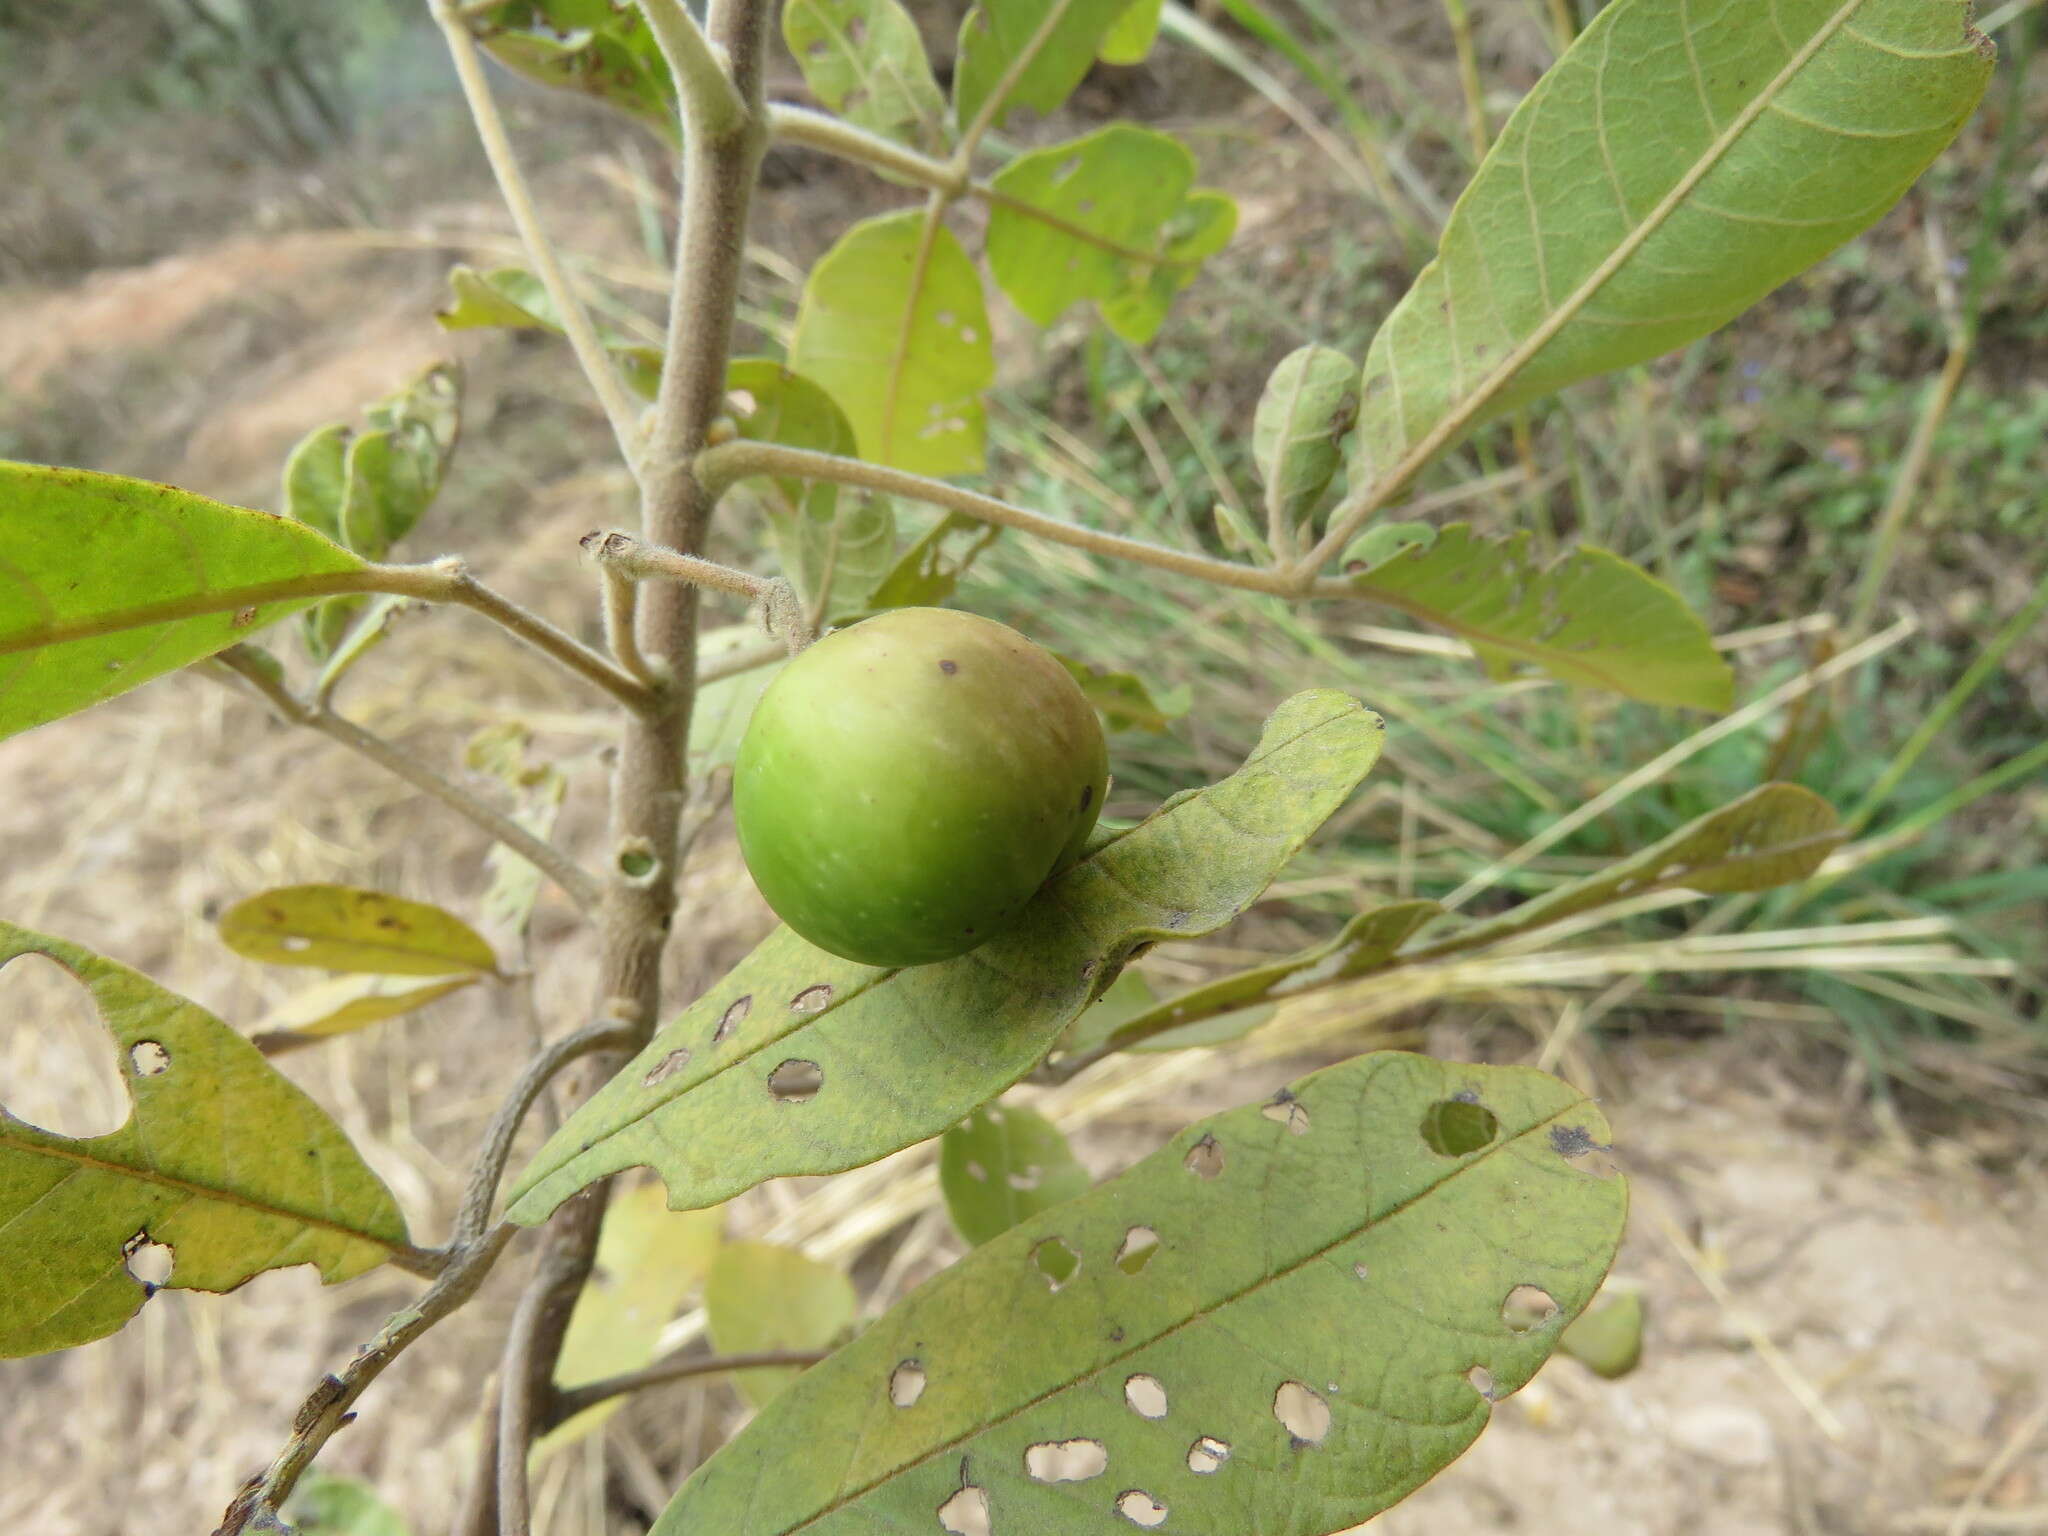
[768, 103, 965, 193]
[696, 441, 1327, 597]
[212, 647, 605, 913]
[636, 0, 747, 138]
[544, 1348, 829, 1427]
[585, 528, 811, 650]
[600, 564, 662, 687]
[432, 0, 646, 473]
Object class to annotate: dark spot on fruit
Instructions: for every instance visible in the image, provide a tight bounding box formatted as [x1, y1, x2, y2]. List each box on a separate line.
[939, 659, 958, 674]
[1079, 785, 1093, 811]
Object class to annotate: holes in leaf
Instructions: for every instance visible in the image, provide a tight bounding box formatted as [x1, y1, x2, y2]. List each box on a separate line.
[889, 1359, 926, 1408]
[1024, 1438, 1107, 1483]
[1501, 1284, 1560, 1333]
[642, 1048, 691, 1087]
[1030, 1237, 1079, 1291]
[1352, 1262, 1370, 1282]
[1467, 1365, 1497, 1400]
[936, 1485, 990, 1536]
[0, 951, 127, 1137]
[1006, 1165, 1042, 1191]
[726, 388, 759, 418]
[1182, 1135, 1224, 1180]
[1186, 1436, 1230, 1474]
[1115, 1227, 1159, 1276]
[712, 995, 751, 1044]
[129, 1041, 170, 1077]
[789, 984, 833, 1014]
[767, 1059, 823, 1102]
[1260, 1090, 1310, 1135]
[1273, 1381, 1330, 1446]
[281, 935, 313, 953]
[1124, 1373, 1168, 1419]
[1549, 1123, 1621, 1177]
[123, 1233, 173, 1291]
[1116, 1490, 1167, 1527]
[1420, 1098, 1498, 1157]
[964, 1160, 987, 1182]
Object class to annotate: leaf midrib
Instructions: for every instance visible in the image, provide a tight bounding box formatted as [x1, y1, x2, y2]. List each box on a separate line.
[773, 1089, 1594, 1532]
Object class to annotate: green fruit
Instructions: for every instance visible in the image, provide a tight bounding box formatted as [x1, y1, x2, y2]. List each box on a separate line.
[733, 607, 1109, 968]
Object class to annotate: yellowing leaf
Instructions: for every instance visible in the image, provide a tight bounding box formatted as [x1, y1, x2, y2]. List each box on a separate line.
[705, 1241, 855, 1406]
[250, 973, 480, 1049]
[219, 886, 500, 977]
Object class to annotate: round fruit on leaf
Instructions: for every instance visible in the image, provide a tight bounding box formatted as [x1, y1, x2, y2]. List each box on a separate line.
[733, 607, 1109, 967]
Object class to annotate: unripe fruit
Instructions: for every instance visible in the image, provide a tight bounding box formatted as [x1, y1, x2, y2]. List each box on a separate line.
[733, 607, 1108, 967]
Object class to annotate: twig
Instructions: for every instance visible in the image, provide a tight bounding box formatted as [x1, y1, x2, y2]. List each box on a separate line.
[699, 637, 788, 687]
[212, 1222, 520, 1535]
[544, 1348, 829, 1427]
[601, 563, 662, 687]
[212, 648, 604, 914]
[768, 103, 965, 193]
[585, 528, 812, 651]
[431, 0, 646, 474]
[635, 0, 747, 138]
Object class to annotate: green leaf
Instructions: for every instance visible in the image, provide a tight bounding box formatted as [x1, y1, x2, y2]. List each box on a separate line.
[1056, 966, 1157, 1054]
[0, 922, 411, 1358]
[689, 626, 789, 771]
[1350, 0, 1993, 483]
[1421, 783, 1843, 959]
[865, 513, 1000, 612]
[1253, 344, 1358, 534]
[218, 885, 501, 977]
[287, 1474, 414, 1536]
[248, 973, 481, 1050]
[506, 690, 1387, 1223]
[1056, 653, 1190, 734]
[474, 0, 677, 143]
[282, 423, 351, 545]
[1345, 523, 1733, 711]
[725, 360, 861, 487]
[940, 1102, 1091, 1246]
[705, 1241, 856, 1407]
[436, 264, 556, 332]
[1099, 0, 1163, 63]
[985, 125, 1229, 343]
[789, 212, 995, 477]
[1108, 900, 1444, 1056]
[652, 1051, 1626, 1534]
[1099, 188, 1238, 345]
[771, 493, 899, 625]
[540, 1184, 723, 1455]
[0, 463, 364, 744]
[1559, 1288, 1645, 1378]
[783, 0, 948, 152]
[953, 0, 1132, 130]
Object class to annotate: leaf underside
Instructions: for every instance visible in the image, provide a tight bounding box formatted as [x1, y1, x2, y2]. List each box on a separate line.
[655, 1051, 1626, 1534]
[505, 690, 1386, 1223]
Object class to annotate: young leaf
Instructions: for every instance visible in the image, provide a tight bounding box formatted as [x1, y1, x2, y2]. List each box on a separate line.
[286, 1474, 414, 1536]
[1345, 523, 1733, 711]
[652, 1051, 1626, 1535]
[864, 513, 1000, 612]
[540, 1185, 724, 1455]
[1253, 344, 1358, 534]
[218, 886, 500, 977]
[1350, 0, 1994, 484]
[436, 264, 555, 332]
[1099, 0, 1163, 63]
[705, 1241, 856, 1407]
[1056, 654, 1191, 734]
[985, 125, 1228, 343]
[506, 690, 1387, 1223]
[282, 423, 352, 545]
[1558, 1288, 1645, 1379]
[0, 463, 364, 743]
[248, 973, 480, 1051]
[941, 1102, 1091, 1246]
[789, 212, 995, 477]
[953, 0, 1132, 131]
[0, 923, 412, 1358]
[472, 0, 678, 144]
[782, 0, 949, 152]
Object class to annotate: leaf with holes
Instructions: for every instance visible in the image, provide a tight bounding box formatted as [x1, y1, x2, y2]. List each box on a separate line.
[652, 1050, 1626, 1534]
[473, 0, 677, 143]
[1418, 783, 1843, 961]
[789, 213, 995, 477]
[1100, 189, 1238, 346]
[941, 1103, 1091, 1246]
[505, 689, 1386, 1223]
[1100, 0, 1163, 63]
[784, 0, 948, 152]
[1056, 654, 1190, 735]
[540, 1185, 724, 1456]
[1348, 0, 1993, 486]
[0, 463, 365, 743]
[953, 0, 1132, 131]
[0, 922, 413, 1357]
[1254, 345, 1358, 535]
[985, 126, 1227, 344]
[218, 886, 500, 977]
[247, 973, 480, 1053]
[706, 1241, 857, 1407]
[1346, 523, 1732, 711]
